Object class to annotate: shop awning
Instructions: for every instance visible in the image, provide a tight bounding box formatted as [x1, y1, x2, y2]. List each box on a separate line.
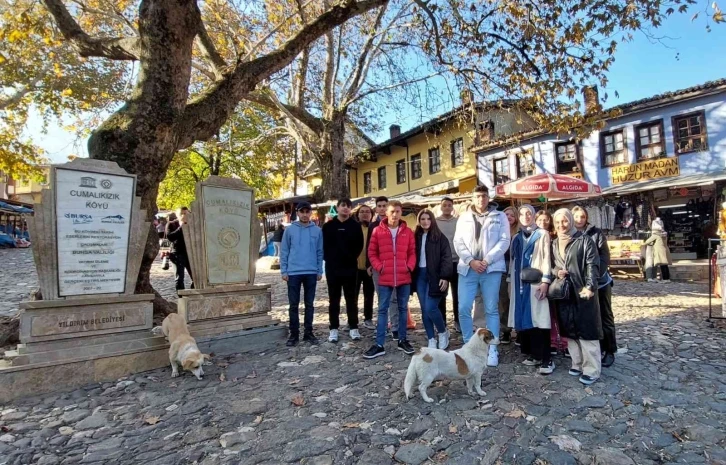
[600, 169, 726, 196]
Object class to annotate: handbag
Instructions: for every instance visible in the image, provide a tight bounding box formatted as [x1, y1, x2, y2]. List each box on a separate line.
[547, 277, 570, 300]
[520, 267, 543, 284]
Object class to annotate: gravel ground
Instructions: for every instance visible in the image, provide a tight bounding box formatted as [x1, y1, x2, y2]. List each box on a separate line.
[1, 248, 726, 464]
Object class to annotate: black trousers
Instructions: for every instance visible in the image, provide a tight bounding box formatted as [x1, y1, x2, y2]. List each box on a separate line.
[328, 274, 359, 330]
[598, 284, 617, 354]
[521, 328, 551, 365]
[355, 270, 375, 321]
[660, 265, 670, 280]
[170, 252, 193, 290]
[438, 267, 460, 324]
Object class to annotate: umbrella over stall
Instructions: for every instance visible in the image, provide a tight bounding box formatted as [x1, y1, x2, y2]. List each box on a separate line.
[494, 173, 602, 201]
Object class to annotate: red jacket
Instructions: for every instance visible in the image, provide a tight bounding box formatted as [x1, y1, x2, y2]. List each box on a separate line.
[368, 219, 416, 287]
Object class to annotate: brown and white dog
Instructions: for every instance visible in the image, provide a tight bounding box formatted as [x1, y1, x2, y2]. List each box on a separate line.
[404, 328, 497, 402]
[161, 313, 208, 380]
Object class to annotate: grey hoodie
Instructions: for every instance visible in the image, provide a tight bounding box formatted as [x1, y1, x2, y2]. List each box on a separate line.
[436, 215, 459, 262]
[280, 221, 323, 276]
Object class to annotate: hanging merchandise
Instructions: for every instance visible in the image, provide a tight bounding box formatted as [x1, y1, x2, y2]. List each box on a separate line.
[328, 205, 338, 218]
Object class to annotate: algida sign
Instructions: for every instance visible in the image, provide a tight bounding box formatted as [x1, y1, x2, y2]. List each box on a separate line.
[611, 157, 680, 185]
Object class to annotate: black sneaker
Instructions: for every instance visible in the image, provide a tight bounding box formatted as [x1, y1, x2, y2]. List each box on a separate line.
[303, 333, 319, 345]
[564, 349, 571, 358]
[286, 335, 299, 347]
[398, 340, 415, 355]
[538, 360, 555, 375]
[392, 330, 399, 340]
[550, 347, 558, 356]
[500, 332, 512, 344]
[602, 352, 615, 367]
[568, 368, 582, 376]
[521, 357, 540, 366]
[363, 345, 386, 359]
[579, 374, 598, 385]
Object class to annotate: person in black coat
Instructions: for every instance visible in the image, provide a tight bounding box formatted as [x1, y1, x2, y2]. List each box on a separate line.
[166, 207, 194, 290]
[322, 198, 364, 342]
[413, 209, 453, 350]
[572, 207, 617, 368]
[552, 209, 602, 386]
[271, 222, 285, 257]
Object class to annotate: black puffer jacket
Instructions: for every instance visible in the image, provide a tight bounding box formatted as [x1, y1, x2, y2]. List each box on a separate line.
[413, 232, 453, 298]
[584, 224, 610, 287]
[553, 232, 603, 341]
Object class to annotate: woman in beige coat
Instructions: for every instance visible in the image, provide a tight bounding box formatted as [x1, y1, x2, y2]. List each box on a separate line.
[644, 218, 672, 283]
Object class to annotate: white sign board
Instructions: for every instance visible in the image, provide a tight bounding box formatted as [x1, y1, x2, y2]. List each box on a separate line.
[55, 168, 135, 296]
[202, 186, 252, 284]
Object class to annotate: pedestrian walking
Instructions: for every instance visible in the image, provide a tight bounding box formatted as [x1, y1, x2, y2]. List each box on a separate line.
[436, 197, 461, 332]
[454, 185, 511, 367]
[364, 200, 417, 359]
[166, 208, 194, 290]
[413, 209, 453, 350]
[573, 206, 617, 368]
[552, 208, 602, 385]
[367, 196, 401, 338]
[535, 210, 568, 356]
[644, 218, 672, 283]
[509, 205, 555, 375]
[499, 206, 519, 344]
[280, 202, 323, 346]
[271, 222, 285, 257]
[323, 198, 364, 343]
[356, 205, 376, 330]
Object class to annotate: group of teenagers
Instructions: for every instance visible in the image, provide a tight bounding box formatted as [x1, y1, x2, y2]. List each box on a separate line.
[279, 185, 618, 385]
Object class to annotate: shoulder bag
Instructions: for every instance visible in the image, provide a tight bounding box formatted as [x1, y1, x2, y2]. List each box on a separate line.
[520, 267, 543, 284]
[548, 238, 572, 300]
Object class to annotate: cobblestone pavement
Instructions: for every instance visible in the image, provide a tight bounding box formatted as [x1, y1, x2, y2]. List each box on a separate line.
[2, 248, 726, 464]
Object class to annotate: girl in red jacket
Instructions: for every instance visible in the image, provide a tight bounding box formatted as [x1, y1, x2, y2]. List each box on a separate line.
[364, 201, 417, 358]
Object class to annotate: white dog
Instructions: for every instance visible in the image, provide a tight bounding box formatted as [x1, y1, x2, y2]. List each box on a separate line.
[404, 328, 497, 403]
[161, 314, 209, 380]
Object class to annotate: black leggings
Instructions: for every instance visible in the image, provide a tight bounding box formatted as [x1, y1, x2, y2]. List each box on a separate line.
[520, 328, 551, 365]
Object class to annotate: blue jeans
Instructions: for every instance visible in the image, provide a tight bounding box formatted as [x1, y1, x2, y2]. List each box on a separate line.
[416, 268, 446, 340]
[376, 284, 410, 346]
[458, 270, 503, 343]
[287, 274, 317, 336]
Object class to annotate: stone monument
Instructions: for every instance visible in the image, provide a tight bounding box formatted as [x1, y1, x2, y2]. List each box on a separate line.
[14, 159, 155, 363]
[178, 176, 277, 336]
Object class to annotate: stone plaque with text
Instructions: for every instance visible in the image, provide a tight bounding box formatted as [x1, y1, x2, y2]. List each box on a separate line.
[202, 186, 252, 284]
[55, 168, 135, 296]
[30, 307, 147, 337]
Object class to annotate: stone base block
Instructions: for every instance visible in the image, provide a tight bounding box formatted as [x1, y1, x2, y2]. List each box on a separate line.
[178, 284, 271, 322]
[19, 294, 155, 344]
[0, 324, 286, 403]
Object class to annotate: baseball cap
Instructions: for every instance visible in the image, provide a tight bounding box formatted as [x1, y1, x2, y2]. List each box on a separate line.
[296, 201, 312, 211]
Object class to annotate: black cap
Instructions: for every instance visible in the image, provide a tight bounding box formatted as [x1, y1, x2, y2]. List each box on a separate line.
[296, 201, 312, 211]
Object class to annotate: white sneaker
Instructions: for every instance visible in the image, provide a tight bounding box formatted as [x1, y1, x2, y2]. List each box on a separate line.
[438, 330, 450, 350]
[427, 338, 437, 349]
[647, 279, 657, 283]
[328, 329, 339, 343]
[350, 329, 361, 340]
[487, 345, 499, 367]
[660, 279, 671, 283]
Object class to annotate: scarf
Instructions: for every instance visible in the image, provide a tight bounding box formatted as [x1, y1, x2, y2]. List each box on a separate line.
[518, 204, 538, 234]
[554, 208, 577, 254]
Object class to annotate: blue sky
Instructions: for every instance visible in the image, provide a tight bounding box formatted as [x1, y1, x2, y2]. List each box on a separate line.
[31, 12, 726, 163]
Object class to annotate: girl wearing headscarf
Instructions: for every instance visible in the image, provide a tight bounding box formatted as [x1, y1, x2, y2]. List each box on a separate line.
[536, 210, 568, 356]
[499, 206, 520, 344]
[552, 208, 602, 385]
[644, 218, 672, 283]
[572, 206, 616, 368]
[508, 205, 555, 374]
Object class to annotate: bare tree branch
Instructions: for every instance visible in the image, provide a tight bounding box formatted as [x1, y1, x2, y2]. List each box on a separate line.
[42, 0, 140, 60]
[342, 4, 389, 105]
[244, 91, 325, 134]
[177, 0, 389, 149]
[347, 71, 441, 104]
[195, 5, 228, 80]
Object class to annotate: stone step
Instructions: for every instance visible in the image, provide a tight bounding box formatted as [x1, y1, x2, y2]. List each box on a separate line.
[191, 316, 278, 339]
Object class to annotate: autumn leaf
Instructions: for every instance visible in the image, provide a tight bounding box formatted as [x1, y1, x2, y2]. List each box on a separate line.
[144, 416, 161, 425]
[449, 425, 458, 433]
[291, 392, 305, 407]
[504, 409, 526, 418]
[343, 423, 360, 428]
[219, 373, 226, 382]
